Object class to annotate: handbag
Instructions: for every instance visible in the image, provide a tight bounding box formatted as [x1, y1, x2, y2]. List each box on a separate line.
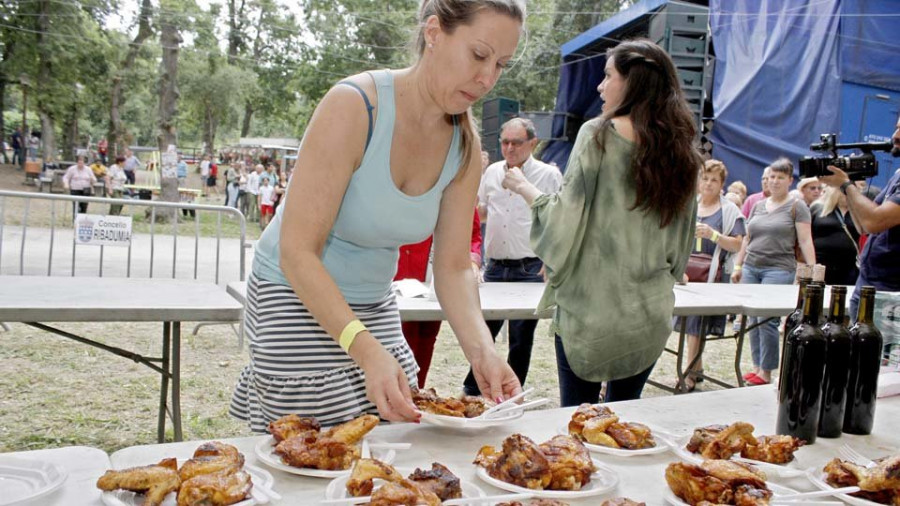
[685, 252, 723, 283]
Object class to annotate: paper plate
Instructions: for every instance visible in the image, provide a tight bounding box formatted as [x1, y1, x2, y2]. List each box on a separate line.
[0, 456, 68, 506]
[325, 466, 486, 503]
[475, 458, 618, 499]
[668, 435, 807, 478]
[664, 483, 798, 506]
[253, 436, 396, 478]
[557, 424, 671, 457]
[419, 408, 524, 429]
[101, 463, 272, 506]
[807, 469, 883, 506]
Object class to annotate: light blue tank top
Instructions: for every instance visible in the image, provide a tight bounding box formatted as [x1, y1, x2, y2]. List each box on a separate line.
[253, 70, 462, 303]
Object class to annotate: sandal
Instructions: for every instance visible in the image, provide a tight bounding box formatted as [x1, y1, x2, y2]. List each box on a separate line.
[743, 371, 759, 381]
[689, 368, 705, 383]
[745, 374, 769, 386]
[674, 375, 697, 393]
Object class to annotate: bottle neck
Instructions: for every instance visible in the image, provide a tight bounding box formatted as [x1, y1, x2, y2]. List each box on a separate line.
[802, 289, 823, 325]
[828, 291, 846, 324]
[857, 292, 875, 324]
[795, 278, 811, 309]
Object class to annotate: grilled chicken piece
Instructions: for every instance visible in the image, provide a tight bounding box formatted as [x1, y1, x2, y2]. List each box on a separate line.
[474, 434, 552, 490]
[274, 436, 359, 471]
[461, 395, 491, 418]
[740, 435, 804, 464]
[368, 481, 418, 506]
[568, 403, 615, 437]
[268, 414, 320, 443]
[824, 457, 900, 504]
[687, 422, 758, 460]
[666, 460, 771, 506]
[321, 414, 379, 445]
[497, 500, 572, 506]
[178, 442, 244, 482]
[176, 467, 252, 506]
[408, 463, 463, 501]
[96, 458, 182, 506]
[347, 458, 405, 497]
[538, 435, 596, 491]
[606, 422, 656, 450]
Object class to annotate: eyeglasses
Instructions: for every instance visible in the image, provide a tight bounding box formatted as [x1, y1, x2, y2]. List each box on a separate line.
[500, 138, 528, 147]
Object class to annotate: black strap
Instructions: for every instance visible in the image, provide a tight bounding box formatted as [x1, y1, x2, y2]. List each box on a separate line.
[337, 81, 374, 151]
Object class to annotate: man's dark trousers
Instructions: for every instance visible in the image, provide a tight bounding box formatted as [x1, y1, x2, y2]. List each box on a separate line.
[462, 257, 543, 395]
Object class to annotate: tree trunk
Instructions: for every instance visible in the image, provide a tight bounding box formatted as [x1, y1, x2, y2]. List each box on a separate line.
[108, 0, 154, 158]
[0, 78, 7, 164]
[36, 0, 57, 162]
[240, 100, 253, 137]
[40, 112, 56, 163]
[61, 115, 76, 161]
[156, 8, 181, 222]
[202, 107, 216, 158]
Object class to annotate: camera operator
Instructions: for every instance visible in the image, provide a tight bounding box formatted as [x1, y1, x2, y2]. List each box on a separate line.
[819, 114, 900, 318]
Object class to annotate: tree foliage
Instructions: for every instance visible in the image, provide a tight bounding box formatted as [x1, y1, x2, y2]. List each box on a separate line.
[0, 0, 634, 157]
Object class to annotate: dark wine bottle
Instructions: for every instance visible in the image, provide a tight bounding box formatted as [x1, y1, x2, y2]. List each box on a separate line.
[778, 268, 813, 390]
[818, 286, 851, 438]
[809, 281, 827, 325]
[843, 286, 883, 435]
[777, 284, 826, 443]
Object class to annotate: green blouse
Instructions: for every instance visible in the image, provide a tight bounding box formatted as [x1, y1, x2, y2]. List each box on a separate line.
[531, 118, 697, 382]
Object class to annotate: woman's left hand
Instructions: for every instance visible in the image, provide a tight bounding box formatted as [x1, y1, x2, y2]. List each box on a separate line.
[470, 349, 522, 402]
[501, 167, 528, 194]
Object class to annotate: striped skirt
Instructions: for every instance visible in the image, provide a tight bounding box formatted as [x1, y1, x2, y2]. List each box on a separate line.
[229, 273, 419, 433]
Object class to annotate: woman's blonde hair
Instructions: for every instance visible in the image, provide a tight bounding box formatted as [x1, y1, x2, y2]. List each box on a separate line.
[816, 185, 843, 217]
[702, 159, 728, 184]
[727, 181, 747, 199]
[414, 0, 526, 176]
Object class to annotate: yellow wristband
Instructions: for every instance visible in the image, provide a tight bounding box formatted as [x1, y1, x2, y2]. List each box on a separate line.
[339, 319, 367, 352]
[711, 231, 720, 243]
[734, 264, 742, 271]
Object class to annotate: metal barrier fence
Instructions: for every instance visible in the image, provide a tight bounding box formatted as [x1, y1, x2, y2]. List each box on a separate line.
[0, 189, 248, 284]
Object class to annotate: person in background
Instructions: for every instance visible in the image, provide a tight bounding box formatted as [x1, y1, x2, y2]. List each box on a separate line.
[63, 156, 97, 214]
[11, 127, 22, 165]
[796, 177, 822, 207]
[207, 160, 220, 197]
[819, 113, 900, 320]
[463, 117, 563, 396]
[224, 164, 239, 208]
[238, 167, 249, 217]
[230, 0, 524, 430]
[741, 168, 770, 218]
[97, 138, 108, 165]
[106, 156, 127, 216]
[176, 155, 188, 187]
[732, 157, 815, 385]
[725, 192, 743, 208]
[246, 165, 261, 222]
[199, 155, 211, 196]
[727, 181, 747, 206]
[395, 209, 483, 388]
[272, 170, 287, 211]
[257, 176, 275, 230]
[810, 186, 860, 286]
[27, 132, 39, 161]
[674, 159, 745, 392]
[503, 38, 699, 404]
[123, 149, 142, 185]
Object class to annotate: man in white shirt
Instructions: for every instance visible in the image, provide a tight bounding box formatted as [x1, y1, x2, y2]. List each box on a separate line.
[199, 155, 211, 196]
[122, 149, 142, 185]
[463, 117, 563, 395]
[246, 165, 262, 222]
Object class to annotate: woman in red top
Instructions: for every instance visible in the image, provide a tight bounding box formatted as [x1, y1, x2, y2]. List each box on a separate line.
[395, 209, 483, 388]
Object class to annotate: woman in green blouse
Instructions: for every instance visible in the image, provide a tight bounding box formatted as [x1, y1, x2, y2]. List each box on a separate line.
[502, 39, 700, 403]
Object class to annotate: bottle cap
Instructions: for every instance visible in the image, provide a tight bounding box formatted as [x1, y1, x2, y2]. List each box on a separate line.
[832, 285, 847, 294]
[860, 286, 877, 297]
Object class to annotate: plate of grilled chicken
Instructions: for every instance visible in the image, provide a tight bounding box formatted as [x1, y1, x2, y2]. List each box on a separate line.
[473, 433, 619, 499]
[254, 414, 397, 478]
[807, 454, 900, 505]
[670, 421, 807, 478]
[664, 459, 798, 506]
[413, 388, 525, 429]
[324, 458, 485, 504]
[97, 441, 275, 506]
[560, 403, 669, 457]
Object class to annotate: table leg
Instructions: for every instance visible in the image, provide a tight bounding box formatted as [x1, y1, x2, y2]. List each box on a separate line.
[172, 322, 182, 442]
[674, 323, 688, 393]
[158, 322, 171, 443]
[735, 314, 747, 387]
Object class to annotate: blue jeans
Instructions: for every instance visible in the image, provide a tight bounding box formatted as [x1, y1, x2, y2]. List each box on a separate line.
[555, 335, 656, 405]
[742, 263, 795, 371]
[463, 257, 543, 395]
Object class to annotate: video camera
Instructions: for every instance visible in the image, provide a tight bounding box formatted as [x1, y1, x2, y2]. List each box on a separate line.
[798, 133, 893, 180]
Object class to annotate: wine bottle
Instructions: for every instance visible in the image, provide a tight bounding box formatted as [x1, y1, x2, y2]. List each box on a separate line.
[778, 265, 813, 389]
[776, 284, 826, 443]
[843, 286, 883, 435]
[818, 286, 851, 438]
[809, 281, 827, 325]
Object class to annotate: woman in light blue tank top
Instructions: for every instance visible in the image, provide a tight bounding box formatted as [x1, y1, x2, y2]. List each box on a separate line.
[230, 0, 527, 430]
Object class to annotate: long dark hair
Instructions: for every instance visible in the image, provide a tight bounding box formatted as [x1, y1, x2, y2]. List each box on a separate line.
[600, 38, 702, 227]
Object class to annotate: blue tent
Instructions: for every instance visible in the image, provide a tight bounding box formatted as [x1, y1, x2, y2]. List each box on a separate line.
[545, 0, 900, 192]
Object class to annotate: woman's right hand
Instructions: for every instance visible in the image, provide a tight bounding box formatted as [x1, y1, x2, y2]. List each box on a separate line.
[357, 340, 421, 423]
[731, 270, 742, 283]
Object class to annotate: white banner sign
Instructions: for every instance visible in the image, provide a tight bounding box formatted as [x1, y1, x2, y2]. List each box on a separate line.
[75, 214, 133, 247]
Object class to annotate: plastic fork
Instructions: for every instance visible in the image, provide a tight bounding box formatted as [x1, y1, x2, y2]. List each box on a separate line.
[838, 444, 877, 468]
